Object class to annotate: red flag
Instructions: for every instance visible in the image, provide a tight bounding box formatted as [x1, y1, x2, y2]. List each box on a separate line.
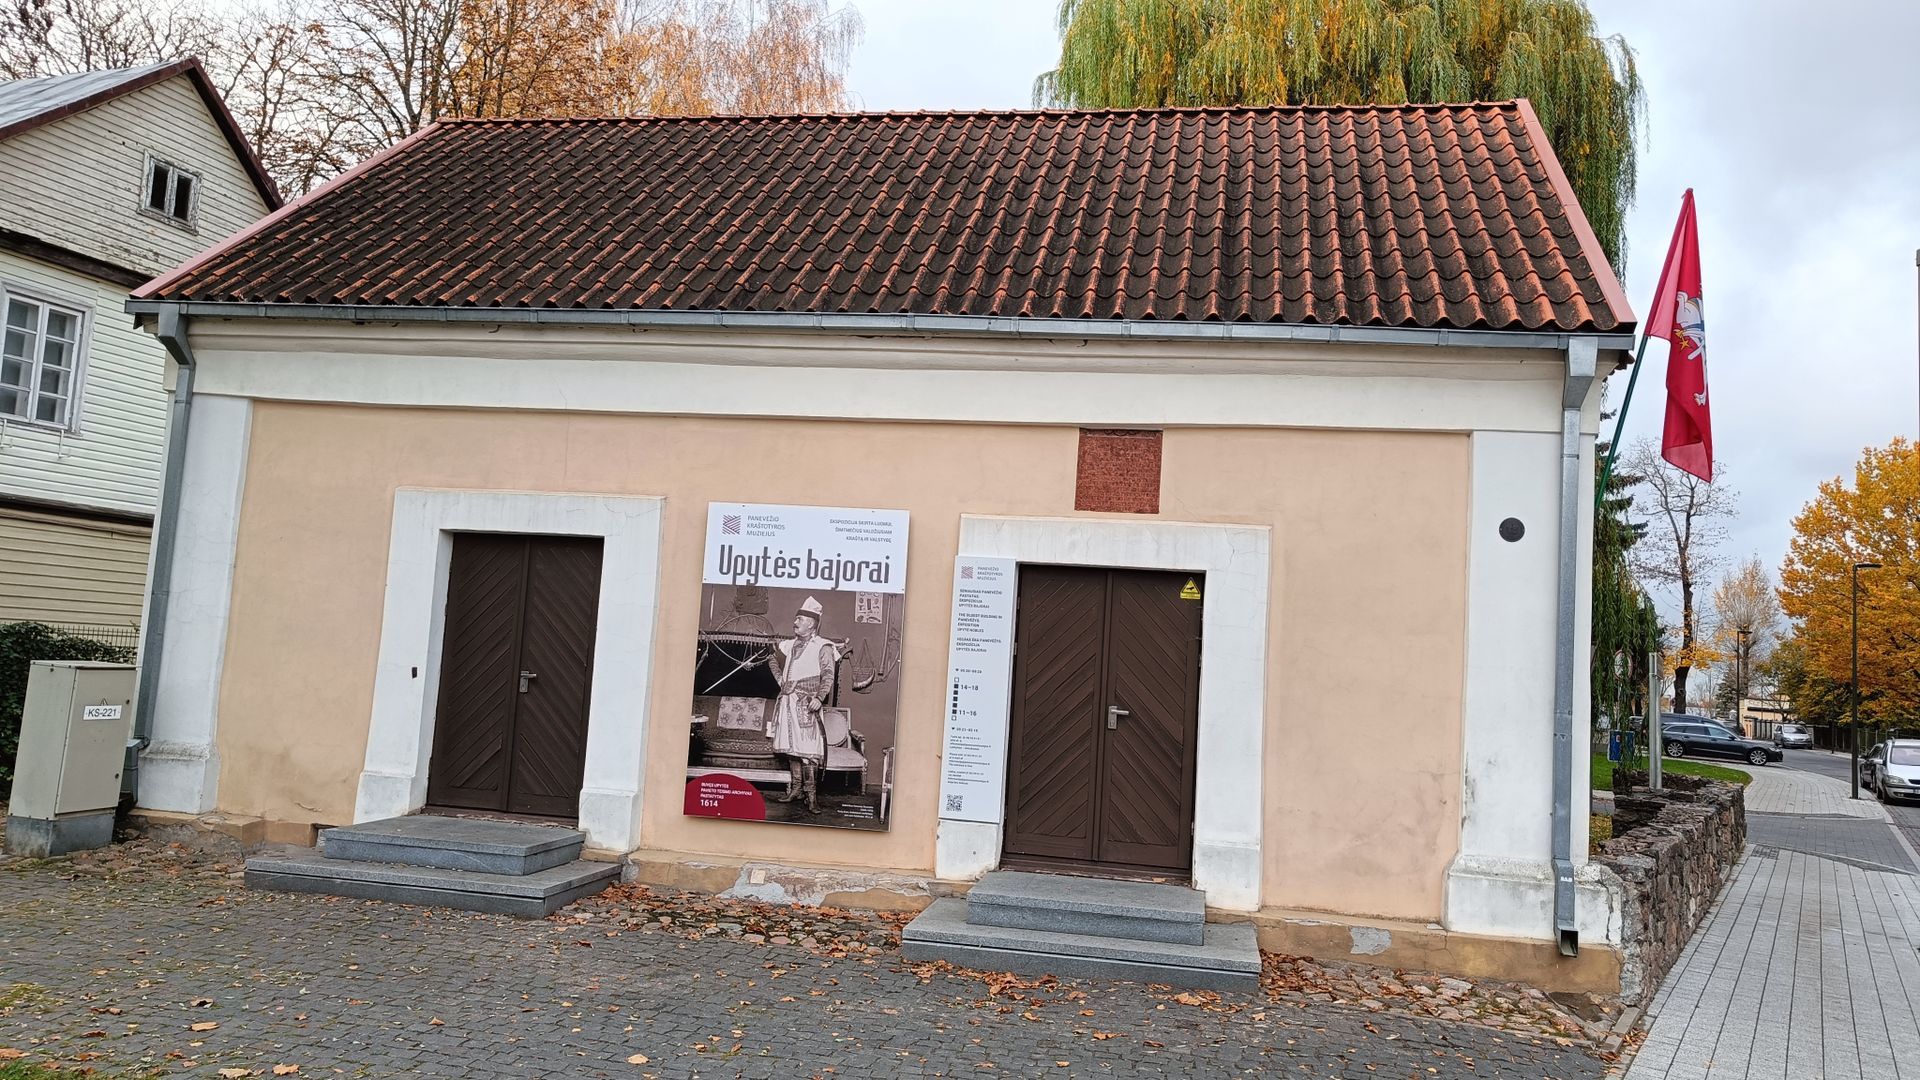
[1647, 190, 1713, 481]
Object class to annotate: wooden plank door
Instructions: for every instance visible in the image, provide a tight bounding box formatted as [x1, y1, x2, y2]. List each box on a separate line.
[427, 533, 602, 819]
[1002, 565, 1202, 877]
[1097, 570, 1203, 870]
[1001, 566, 1108, 863]
[425, 534, 525, 811]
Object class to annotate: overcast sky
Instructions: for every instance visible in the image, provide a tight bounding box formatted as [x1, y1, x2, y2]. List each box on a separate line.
[843, 0, 1920, 625]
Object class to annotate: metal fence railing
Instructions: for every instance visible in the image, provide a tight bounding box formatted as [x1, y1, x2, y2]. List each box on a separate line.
[2, 620, 141, 651]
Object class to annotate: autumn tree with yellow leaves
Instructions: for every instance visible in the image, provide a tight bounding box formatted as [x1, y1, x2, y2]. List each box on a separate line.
[1779, 438, 1920, 728]
[1707, 556, 1782, 706]
[0, 0, 863, 194]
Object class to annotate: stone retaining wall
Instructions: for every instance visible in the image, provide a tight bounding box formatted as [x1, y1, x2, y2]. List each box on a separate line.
[1592, 778, 1745, 1004]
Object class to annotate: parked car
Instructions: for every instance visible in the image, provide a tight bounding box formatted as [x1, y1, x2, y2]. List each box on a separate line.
[1660, 717, 1784, 766]
[1861, 741, 1920, 802]
[1775, 723, 1814, 749]
[1859, 743, 1884, 791]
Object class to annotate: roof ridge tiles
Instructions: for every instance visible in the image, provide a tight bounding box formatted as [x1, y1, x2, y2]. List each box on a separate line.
[427, 99, 1530, 126]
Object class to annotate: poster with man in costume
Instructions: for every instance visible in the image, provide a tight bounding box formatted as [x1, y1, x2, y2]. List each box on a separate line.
[684, 503, 908, 831]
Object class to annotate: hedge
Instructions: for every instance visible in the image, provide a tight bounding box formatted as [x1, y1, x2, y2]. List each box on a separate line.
[1, 622, 136, 800]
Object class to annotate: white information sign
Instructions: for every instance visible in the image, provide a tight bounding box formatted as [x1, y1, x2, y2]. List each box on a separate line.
[704, 502, 908, 594]
[937, 556, 1018, 824]
[81, 704, 124, 721]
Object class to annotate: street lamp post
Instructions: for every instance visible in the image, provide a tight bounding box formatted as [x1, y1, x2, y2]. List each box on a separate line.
[1736, 627, 1751, 732]
[1851, 561, 1882, 799]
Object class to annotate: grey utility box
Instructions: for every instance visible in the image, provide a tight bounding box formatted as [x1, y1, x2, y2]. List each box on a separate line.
[7, 661, 136, 857]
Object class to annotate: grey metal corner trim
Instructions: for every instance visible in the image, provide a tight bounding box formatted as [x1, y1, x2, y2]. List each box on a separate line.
[121, 299, 1636, 353]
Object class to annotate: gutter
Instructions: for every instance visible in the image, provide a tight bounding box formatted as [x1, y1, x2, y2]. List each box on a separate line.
[1552, 337, 1600, 955]
[121, 299, 1637, 354]
[127, 304, 195, 803]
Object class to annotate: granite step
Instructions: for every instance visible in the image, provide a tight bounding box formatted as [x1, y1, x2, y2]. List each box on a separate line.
[902, 898, 1261, 992]
[964, 871, 1207, 945]
[320, 815, 585, 876]
[246, 850, 619, 917]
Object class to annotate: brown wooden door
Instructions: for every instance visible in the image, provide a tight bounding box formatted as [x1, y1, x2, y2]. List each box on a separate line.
[1002, 566, 1202, 877]
[427, 533, 603, 818]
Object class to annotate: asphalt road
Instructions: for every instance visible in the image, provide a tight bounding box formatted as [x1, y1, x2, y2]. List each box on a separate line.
[1777, 747, 1857, 785]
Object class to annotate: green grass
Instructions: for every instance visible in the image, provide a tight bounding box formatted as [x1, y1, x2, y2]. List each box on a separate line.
[0, 983, 50, 1011]
[1591, 755, 1753, 790]
[0, 1063, 126, 1079]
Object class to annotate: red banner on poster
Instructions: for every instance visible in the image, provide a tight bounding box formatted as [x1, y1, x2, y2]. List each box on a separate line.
[684, 773, 767, 821]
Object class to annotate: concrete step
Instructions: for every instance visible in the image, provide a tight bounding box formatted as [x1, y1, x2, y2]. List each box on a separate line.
[246, 850, 619, 917]
[964, 871, 1207, 945]
[320, 816, 585, 876]
[902, 898, 1261, 992]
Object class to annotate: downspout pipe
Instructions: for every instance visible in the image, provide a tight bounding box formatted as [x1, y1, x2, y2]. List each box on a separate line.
[127, 303, 195, 803]
[1553, 337, 1600, 956]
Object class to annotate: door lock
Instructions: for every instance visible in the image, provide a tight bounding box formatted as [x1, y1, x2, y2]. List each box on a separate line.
[518, 671, 539, 693]
[1106, 705, 1129, 730]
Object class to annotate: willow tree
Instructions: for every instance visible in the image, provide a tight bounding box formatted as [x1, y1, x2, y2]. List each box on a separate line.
[1037, 0, 1643, 267]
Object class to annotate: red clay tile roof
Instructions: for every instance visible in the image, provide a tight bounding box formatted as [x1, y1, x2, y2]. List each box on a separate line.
[139, 101, 1631, 334]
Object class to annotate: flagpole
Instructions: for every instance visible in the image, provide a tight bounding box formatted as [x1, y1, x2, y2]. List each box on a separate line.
[1595, 331, 1656, 511]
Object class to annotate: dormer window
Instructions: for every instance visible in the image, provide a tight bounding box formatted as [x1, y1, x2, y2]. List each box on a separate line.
[142, 156, 198, 226]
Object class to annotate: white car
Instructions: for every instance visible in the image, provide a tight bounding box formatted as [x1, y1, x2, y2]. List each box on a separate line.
[1863, 740, 1920, 803]
[1774, 723, 1813, 749]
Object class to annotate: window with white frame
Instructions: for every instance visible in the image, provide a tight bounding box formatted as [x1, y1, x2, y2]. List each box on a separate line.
[1, 292, 85, 428]
[142, 157, 198, 225]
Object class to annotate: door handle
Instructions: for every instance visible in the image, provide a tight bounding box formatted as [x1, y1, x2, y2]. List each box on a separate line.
[1107, 706, 1129, 730]
[518, 671, 539, 693]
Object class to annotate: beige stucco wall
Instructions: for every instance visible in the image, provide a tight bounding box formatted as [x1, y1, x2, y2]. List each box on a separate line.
[217, 402, 1468, 921]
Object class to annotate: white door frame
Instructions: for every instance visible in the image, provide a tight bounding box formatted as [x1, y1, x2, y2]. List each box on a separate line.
[354, 488, 665, 852]
[934, 515, 1272, 911]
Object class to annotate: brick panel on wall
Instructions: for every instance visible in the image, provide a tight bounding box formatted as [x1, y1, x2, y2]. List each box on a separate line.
[1075, 429, 1163, 515]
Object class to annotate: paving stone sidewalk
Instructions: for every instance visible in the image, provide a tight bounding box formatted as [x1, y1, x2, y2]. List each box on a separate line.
[1746, 813, 1918, 875]
[0, 850, 1614, 1079]
[1624, 847, 1920, 1080]
[1738, 764, 1891, 820]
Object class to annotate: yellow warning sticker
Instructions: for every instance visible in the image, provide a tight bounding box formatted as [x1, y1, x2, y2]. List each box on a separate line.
[1179, 578, 1203, 601]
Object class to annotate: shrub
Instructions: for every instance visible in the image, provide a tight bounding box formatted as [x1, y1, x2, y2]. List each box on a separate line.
[1, 622, 135, 800]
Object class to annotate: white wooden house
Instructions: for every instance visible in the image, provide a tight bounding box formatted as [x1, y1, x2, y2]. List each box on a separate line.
[0, 59, 278, 639]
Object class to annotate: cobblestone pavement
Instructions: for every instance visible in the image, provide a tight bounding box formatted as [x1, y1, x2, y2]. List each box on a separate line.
[0, 855, 1612, 1079]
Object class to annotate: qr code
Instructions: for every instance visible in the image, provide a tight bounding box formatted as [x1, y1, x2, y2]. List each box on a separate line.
[945, 795, 964, 813]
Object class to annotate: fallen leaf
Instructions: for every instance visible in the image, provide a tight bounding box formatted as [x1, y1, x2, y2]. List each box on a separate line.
[627, 1053, 650, 1064]
[191, 998, 215, 1008]
[428, 1019, 444, 1026]
[1055, 1062, 1070, 1068]
[1092, 1032, 1121, 1040]
[190, 1021, 220, 1032]
[273, 1066, 300, 1075]
[0, 1049, 24, 1060]
[218, 1069, 253, 1078]
[1144, 1040, 1165, 1049]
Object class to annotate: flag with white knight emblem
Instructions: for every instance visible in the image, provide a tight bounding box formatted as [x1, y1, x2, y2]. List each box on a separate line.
[1648, 189, 1714, 482]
